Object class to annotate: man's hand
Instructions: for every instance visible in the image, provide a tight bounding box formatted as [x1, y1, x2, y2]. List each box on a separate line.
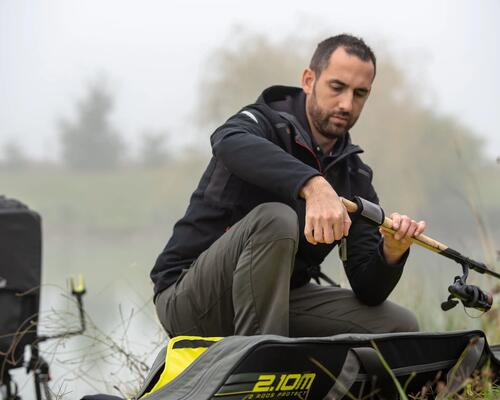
[299, 176, 351, 245]
[382, 213, 426, 265]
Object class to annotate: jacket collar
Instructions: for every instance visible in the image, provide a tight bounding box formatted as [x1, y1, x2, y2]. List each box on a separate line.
[257, 85, 364, 156]
[278, 109, 363, 170]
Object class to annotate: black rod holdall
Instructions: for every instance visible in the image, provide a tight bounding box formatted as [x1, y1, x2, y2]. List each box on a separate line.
[0, 196, 42, 376]
[82, 329, 500, 400]
[1, 195, 87, 400]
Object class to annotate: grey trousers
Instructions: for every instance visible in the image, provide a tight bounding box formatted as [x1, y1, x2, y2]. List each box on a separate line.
[155, 202, 418, 337]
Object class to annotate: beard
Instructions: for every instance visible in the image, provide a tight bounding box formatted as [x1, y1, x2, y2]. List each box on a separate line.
[307, 87, 357, 140]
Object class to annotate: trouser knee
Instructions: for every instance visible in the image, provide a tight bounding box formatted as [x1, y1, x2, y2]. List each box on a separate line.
[250, 202, 299, 242]
[391, 308, 419, 332]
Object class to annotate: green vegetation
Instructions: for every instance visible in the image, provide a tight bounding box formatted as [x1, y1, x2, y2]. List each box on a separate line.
[2, 161, 498, 338]
[0, 159, 206, 232]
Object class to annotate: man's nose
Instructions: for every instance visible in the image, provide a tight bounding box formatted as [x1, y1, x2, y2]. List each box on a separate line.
[338, 90, 354, 113]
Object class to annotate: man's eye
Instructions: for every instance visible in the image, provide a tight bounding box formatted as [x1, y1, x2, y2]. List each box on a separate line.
[355, 91, 368, 98]
[331, 85, 343, 91]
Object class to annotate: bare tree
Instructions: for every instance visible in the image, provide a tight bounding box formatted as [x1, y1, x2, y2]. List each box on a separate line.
[58, 80, 125, 170]
[195, 27, 310, 130]
[3, 139, 29, 170]
[139, 130, 169, 167]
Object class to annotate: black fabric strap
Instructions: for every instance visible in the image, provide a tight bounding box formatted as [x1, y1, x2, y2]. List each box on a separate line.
[306, 265, 340, 287]
[351, 347, 398, 400]
[323, 348, 362, 400]
[318, 271, 341, 287]
[323, 347, 398, 400]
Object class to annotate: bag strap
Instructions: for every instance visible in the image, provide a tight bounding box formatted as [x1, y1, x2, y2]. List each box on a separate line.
[306, 265, 341, 287]
[323, 347, 398, 400]
[437, 336, 485, 399]
[326, 336, 486, 400]
[323, 349, 360, 400]
[352, 347, 398, 400]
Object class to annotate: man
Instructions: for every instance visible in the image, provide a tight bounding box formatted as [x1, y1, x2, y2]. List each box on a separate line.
[151, 34, 426, 338]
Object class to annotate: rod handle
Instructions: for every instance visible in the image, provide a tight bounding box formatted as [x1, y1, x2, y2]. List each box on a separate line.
[340, 197, 448, 254]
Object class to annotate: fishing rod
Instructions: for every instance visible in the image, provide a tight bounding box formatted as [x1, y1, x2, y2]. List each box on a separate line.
[341, 196, 499, 313]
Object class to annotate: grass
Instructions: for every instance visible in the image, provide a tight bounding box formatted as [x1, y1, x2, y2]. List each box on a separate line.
[1, 161, 499, 398]
[0, 161, 208, 231]
[311, 339, 500, 400]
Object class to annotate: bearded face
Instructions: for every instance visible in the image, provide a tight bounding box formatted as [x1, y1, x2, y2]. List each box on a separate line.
[302, 47, 374, 145]
[307, 83, 358, 140]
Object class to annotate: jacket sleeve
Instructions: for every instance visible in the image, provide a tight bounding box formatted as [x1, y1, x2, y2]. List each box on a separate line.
[210, 109, 321, 203]
[343, 174, 409, 306]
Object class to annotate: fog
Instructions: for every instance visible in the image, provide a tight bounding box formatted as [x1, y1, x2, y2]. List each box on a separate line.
[1, 0, 499, 160]
[1, 1, 500, 399]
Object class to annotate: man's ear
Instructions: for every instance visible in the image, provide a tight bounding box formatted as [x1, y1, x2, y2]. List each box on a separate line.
[301, 68, 316, 95]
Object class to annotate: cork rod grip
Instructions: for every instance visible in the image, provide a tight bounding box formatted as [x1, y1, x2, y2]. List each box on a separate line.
[340, 197, 449, 254]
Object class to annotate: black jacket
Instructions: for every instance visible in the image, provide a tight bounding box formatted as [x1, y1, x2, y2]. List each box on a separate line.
[151, 86, 408, 305]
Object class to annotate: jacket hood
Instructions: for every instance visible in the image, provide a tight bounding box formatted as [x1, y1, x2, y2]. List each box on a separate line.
[256, 85, 303, 105]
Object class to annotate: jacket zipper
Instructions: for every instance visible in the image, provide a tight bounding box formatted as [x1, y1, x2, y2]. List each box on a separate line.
[294, 138, 322, 172]
[277, 111, 323, 173]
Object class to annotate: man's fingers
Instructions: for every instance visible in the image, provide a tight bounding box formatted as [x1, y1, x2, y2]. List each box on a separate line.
[323, 224, 335, 244]
[343, 220, 351, 237]
[391, 213, 401, 230]
[415, 221, 426, 236]
[305, 216, 349, 244]
[313, 221, 323, 244]
[303, 192, 351, 244]
[390, 212, 427, 236]
[392, 216, 426, 241]
[394, 215, 409, 240]
[343, 208, 351, 237]
[404, 219, 418, 239]
[332, 218, 343, 241]
[304, 219, 316, 245]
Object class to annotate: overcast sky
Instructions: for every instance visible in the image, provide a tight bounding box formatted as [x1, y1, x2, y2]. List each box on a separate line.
[1, 0, 499, 160]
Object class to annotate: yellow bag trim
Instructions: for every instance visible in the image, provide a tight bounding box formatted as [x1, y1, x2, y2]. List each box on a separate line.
[141, 336, 222, 398]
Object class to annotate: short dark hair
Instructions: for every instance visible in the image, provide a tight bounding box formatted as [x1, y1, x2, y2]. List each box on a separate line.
[309, 34, 376, 78]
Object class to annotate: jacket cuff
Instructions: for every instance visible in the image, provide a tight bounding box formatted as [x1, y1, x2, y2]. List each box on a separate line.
[378, 239, 410, 269]
[293, 171, 323, 201]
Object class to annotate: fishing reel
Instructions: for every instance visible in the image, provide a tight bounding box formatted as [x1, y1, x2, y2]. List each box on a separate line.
[441, 262, 493, 312]
[342, 196, 500, 314]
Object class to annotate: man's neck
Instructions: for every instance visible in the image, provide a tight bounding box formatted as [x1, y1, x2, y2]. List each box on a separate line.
[307, 118, 337, 155]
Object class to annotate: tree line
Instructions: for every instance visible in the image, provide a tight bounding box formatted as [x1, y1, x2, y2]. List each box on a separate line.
[2, 80, 170, 170]
[3, 29, 498, 189]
